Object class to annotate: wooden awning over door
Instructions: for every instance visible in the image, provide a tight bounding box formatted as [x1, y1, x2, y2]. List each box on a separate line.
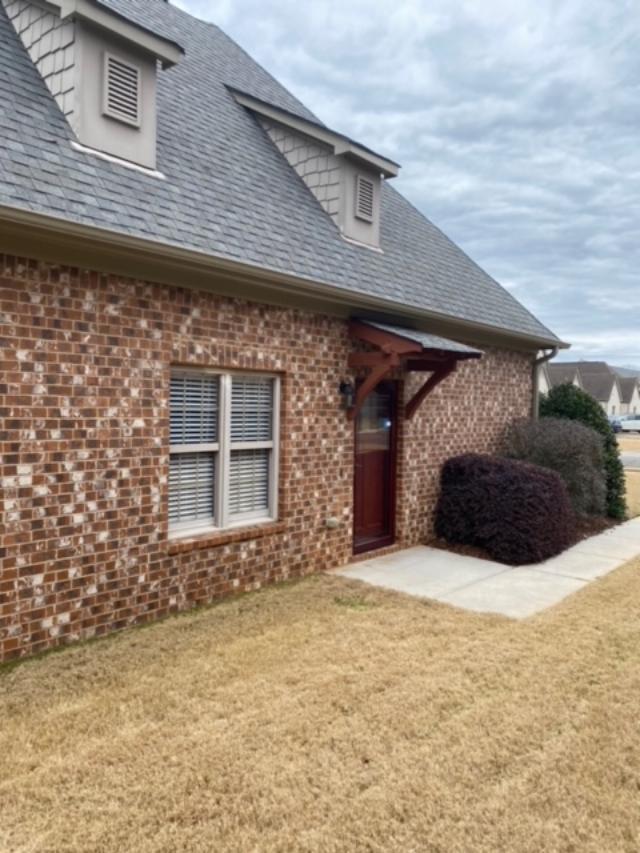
[347, 319, 483, 420]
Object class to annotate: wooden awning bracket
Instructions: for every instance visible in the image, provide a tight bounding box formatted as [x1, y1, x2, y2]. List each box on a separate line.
[404, 360, 457, 420]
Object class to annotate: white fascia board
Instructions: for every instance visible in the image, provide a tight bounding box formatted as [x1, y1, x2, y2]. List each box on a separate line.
[55, 0, 183, 67]
[232, 90, 400, 178]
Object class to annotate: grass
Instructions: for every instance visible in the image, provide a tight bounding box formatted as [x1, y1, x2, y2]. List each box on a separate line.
[2, 565, 640, 852]
[626, 471, 640, 518]
[617, 434, 640, 453]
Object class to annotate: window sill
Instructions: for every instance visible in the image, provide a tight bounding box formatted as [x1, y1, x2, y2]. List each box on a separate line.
[166, 520, 286, 555]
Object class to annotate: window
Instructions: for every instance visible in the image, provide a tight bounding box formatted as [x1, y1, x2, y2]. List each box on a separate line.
[103, 53, 141, 127]
[169, 370, 279, 536]
[355, 174, 375, 222]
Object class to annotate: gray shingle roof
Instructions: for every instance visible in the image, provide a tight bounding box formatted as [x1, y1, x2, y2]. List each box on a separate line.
[580, 372, 618, 403]
[0, 0, 561, 347]
[619, 377, 638, 405]
[547, 364, 581, 387]
[363, 321, 483, 356]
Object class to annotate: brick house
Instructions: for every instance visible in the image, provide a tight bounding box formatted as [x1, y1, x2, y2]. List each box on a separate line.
[0, 0, 565, 661]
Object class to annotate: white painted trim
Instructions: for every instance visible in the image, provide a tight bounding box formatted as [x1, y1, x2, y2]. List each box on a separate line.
[218, 373, 232, 530]
[340, 234, 384, 254]
[229, 440, 274, 451]
[270, 376, 281, 523]
[168, 519, 218, 540]
[169, 370, 281, 537]
[170, 443, 219, 454]
[70, 140, 166, 178]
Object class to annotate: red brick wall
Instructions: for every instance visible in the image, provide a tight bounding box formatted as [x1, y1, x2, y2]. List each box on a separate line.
[0, 256, 533, 660]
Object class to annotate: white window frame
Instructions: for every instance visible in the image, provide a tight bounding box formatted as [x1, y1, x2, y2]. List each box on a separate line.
[169, 368, 280, 539]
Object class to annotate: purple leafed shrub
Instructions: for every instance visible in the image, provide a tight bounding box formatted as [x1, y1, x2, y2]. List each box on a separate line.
[435, 453, 576, 566]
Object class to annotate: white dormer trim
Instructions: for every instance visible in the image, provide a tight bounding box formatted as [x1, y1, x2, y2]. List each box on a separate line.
[230, 89, 400, 178]
[69, 140, 166, 179]
[50, 0, 183, 67]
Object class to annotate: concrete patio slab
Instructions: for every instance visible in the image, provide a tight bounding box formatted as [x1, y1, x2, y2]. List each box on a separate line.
[333, 518, 640, 618]
[347, 549, 508, 599]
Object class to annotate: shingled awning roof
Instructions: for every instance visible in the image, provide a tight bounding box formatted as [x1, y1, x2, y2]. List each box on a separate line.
[347, 320, 482, 420]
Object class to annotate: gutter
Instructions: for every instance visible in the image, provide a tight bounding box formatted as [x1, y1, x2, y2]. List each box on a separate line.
[0, 204, 569, 353]
[532, 347, 559, 417]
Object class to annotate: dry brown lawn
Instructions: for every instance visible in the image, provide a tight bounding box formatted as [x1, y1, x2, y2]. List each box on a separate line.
[618, 434, 640, 453]
[626, 471, 640, 518]
[2, 562, 640, 853]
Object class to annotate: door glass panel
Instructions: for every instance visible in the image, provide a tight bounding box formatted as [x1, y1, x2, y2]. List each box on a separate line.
[357, 387, 393, 452]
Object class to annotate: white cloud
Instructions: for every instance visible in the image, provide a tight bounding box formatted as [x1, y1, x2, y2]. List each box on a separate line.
[176, 0, 640, 365]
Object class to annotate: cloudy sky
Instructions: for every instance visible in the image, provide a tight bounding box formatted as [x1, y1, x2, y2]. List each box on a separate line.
[177, 0, 639, 366]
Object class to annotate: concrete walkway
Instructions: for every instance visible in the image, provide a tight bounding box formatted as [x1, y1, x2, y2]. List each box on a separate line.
[334, 518, 640, 618]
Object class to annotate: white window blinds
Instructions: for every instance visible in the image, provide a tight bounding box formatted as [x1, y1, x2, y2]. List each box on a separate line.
[169, 373, 220, 531]
[169, 453, 215, 526]
[231, 376, 273, 443]
[229, 449, 270, 515]
[170, 373, 219, 446]
[169, 371, 279, 535]
[229, 377, 275, 519]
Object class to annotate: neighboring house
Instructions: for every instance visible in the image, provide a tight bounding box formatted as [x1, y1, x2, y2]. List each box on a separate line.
[555, 361, 611, 376]
[580, 373, 623, 417]
[538, 362, 581, 397]
[0, 0, 566, 661]
[619, 377, 640, 416]
[543, 360, 640, 417]
[538, 363, 551, 396]
[548, 364, 584, 390]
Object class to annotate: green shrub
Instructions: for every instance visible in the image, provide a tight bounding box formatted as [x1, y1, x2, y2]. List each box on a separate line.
[435, 454, 575, 565]
[502, 417, 606, 516]
[540, 383, 626, 519]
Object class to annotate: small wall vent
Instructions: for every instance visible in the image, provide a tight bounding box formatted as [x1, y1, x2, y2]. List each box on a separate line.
[355, 174, 375, 222]
[103, 53, 141, 127]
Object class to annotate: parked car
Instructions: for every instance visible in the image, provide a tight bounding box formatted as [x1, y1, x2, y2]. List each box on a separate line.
[610, 416, 623, 433]
[620, 415, 640, 433]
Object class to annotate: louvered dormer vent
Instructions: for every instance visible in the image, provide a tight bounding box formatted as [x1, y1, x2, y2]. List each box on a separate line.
[103, 54, 141, 127]
[355, 175, 375, 223]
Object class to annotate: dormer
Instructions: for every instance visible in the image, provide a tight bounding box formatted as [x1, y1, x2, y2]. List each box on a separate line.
[2, 0, 183, 170]
[231, 90, 400, 250]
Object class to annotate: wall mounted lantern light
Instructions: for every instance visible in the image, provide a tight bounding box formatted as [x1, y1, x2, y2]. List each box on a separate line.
[339, 381, 355, 410]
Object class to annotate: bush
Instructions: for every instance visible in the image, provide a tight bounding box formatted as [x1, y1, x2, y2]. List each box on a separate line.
[435, 454, 575, 565]
[502, 417, 606, 516]
[540, 384, 626, 519]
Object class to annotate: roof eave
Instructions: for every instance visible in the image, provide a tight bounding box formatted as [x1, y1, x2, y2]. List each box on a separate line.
[0, 205, 567, 352]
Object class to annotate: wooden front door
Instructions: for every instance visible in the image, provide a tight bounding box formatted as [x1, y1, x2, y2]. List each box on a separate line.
[353, 381, 397, 554]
